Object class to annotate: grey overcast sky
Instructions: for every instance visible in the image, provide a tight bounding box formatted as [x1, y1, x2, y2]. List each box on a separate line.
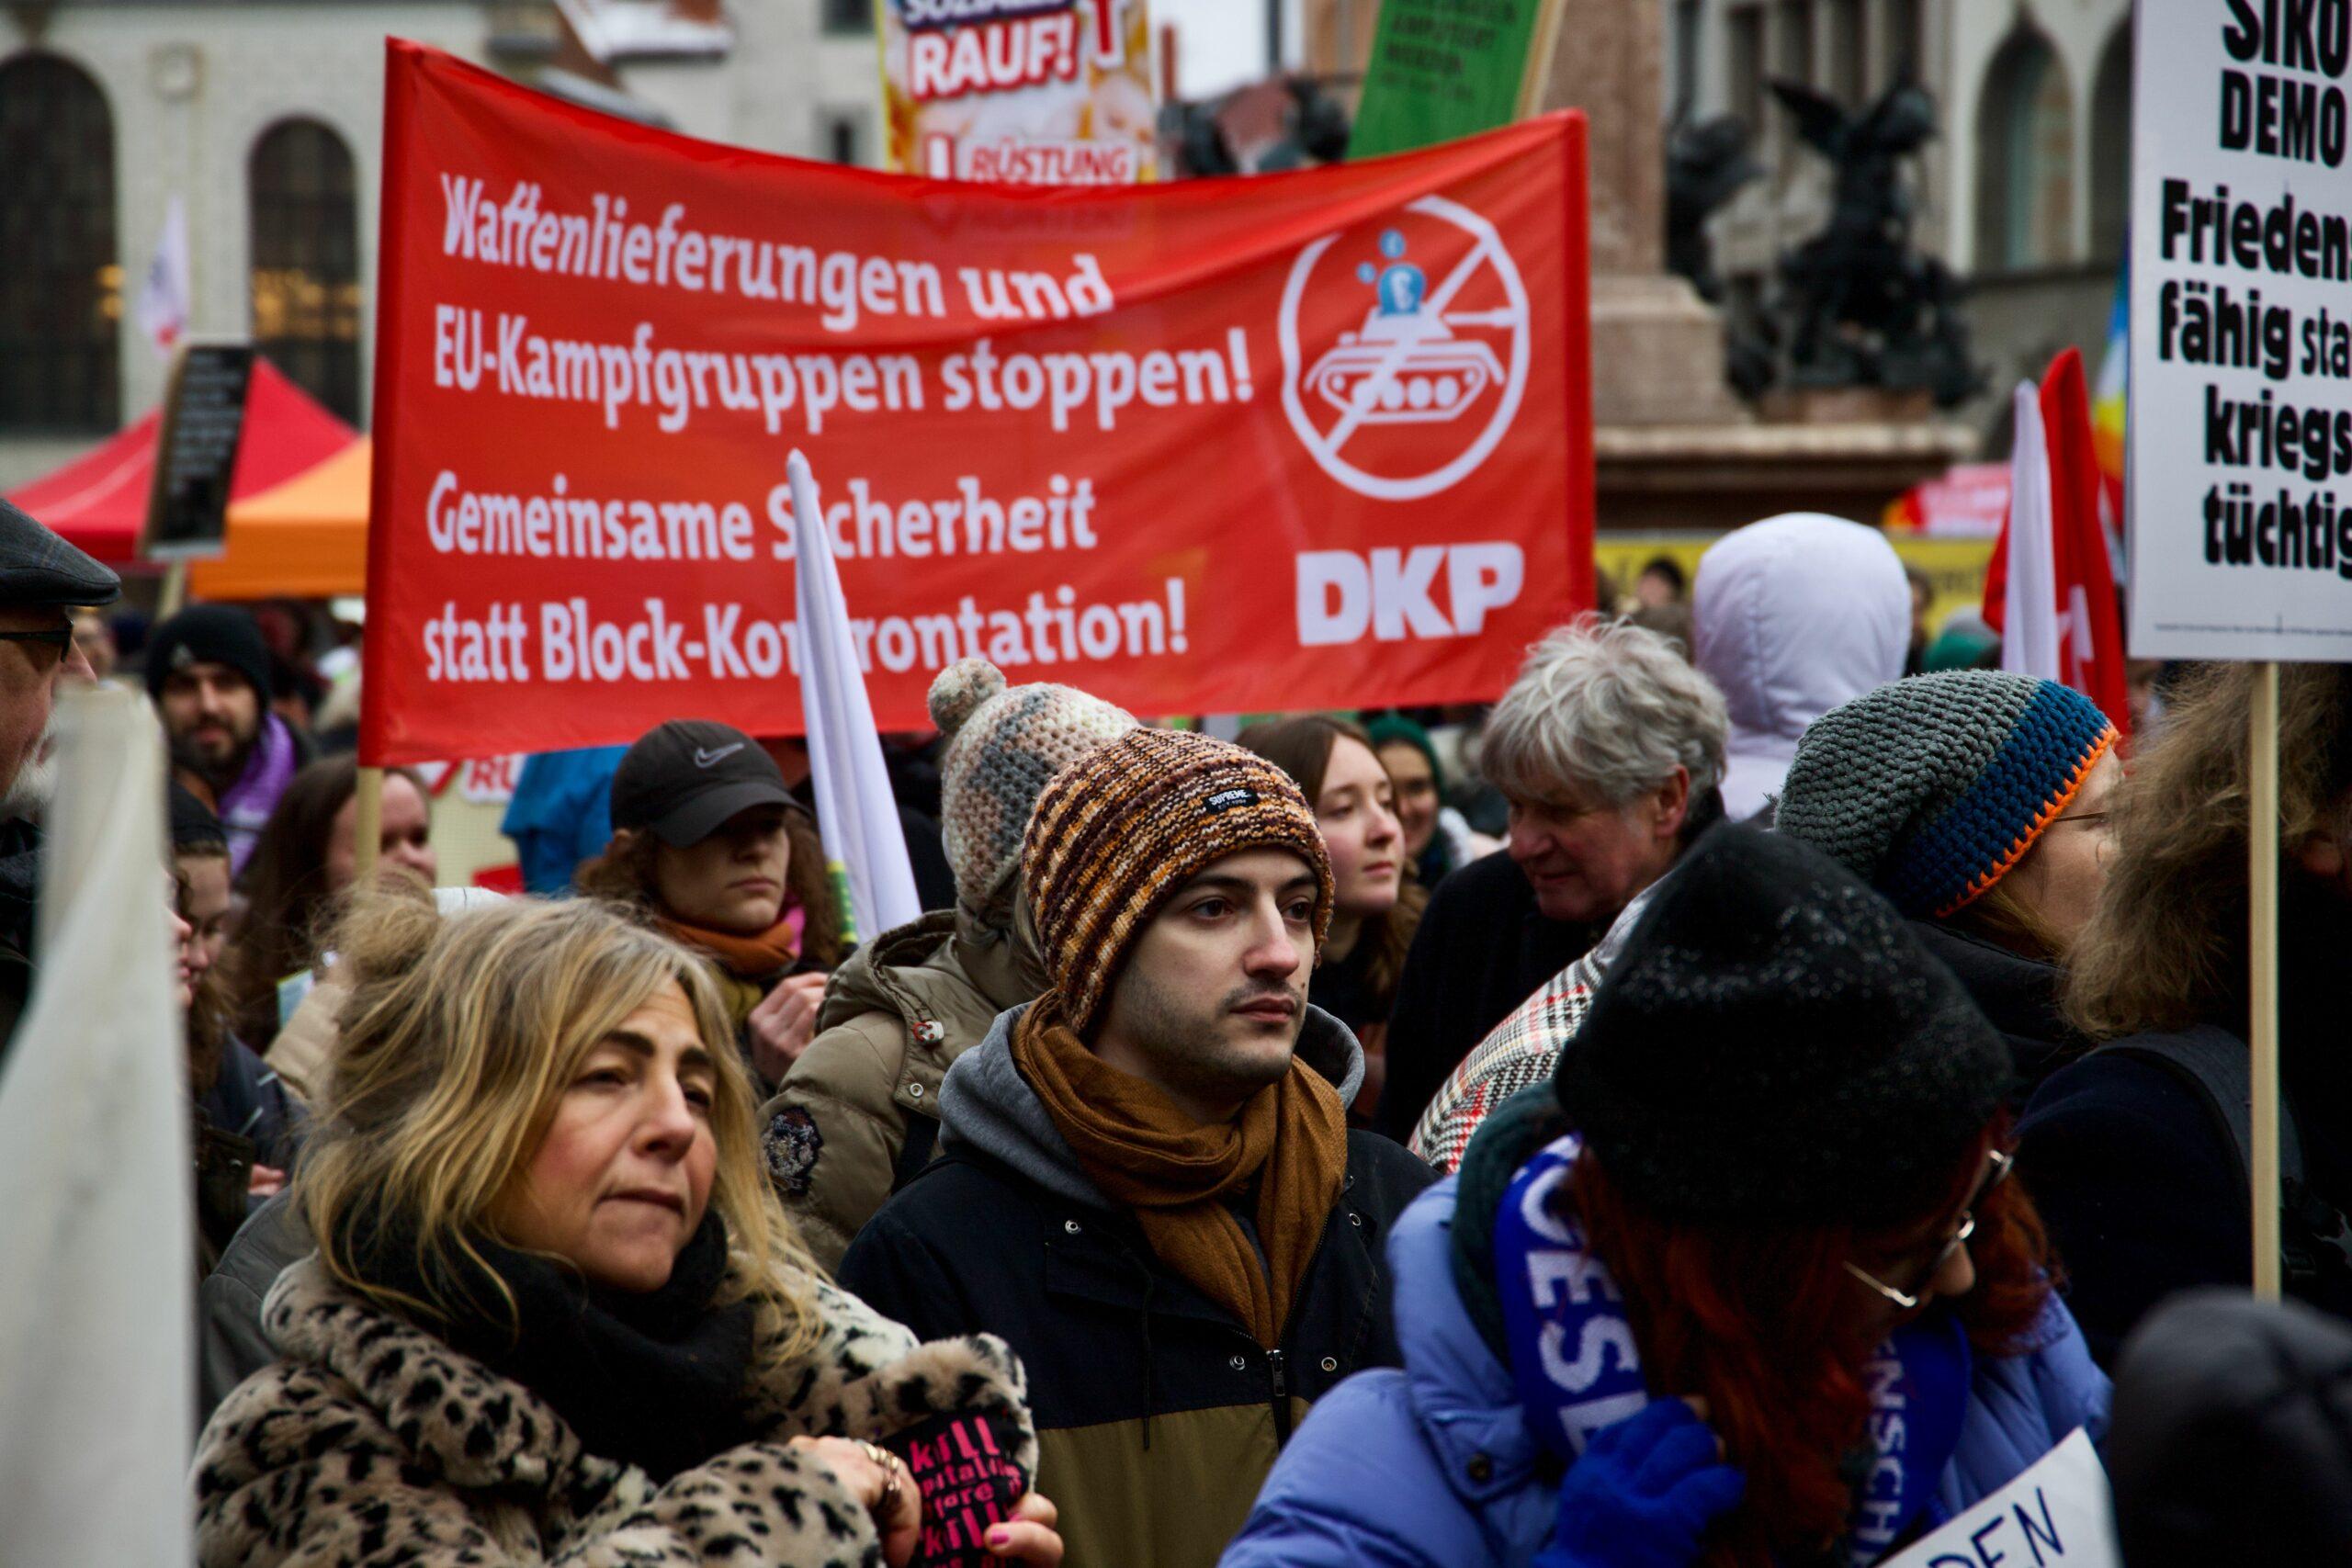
[1153, 0, 1282, 99]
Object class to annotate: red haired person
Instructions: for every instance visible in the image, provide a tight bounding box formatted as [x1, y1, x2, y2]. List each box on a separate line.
[1223, 825, 2108, 1568]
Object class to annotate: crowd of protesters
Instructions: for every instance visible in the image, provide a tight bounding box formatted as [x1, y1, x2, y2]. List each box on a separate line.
[10, 482, 2352, 1564]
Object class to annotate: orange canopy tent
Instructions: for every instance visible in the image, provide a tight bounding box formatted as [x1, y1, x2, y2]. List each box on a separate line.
[4, 358, 356, 566]
[187, 438, 370, 601]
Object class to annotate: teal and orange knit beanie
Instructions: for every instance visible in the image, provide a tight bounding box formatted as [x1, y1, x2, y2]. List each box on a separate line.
[1775, 671, 2118, 918]
[1022, 728, 1333, 1036]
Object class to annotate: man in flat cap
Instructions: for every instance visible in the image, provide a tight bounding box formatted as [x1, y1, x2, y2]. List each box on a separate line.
[0, 496, 122, 1052]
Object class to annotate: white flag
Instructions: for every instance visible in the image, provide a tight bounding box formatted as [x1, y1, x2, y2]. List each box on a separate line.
[135, 195, 191, 358]
[0, 685, 192, 1566]
[788, 451, 922, 942]
[2002, 380, 2063, 682]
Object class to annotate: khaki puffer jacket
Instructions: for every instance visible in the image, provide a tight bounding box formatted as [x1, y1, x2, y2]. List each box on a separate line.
[761, 907, 1039, 1271]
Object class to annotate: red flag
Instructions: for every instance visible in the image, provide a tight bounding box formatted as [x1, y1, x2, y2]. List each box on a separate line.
[1981, 348, 2130, 737]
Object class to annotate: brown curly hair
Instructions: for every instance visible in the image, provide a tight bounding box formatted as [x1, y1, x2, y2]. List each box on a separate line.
[576, 811, 845, 971]
[2065, 663, 2352, 1039]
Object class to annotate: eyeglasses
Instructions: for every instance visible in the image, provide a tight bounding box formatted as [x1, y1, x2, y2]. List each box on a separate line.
[1847, 1148, 2015, 1312]
[0, 627, 73, 655]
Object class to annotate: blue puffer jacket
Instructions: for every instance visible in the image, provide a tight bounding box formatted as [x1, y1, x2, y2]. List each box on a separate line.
[1221, 1178, 2111, 1567]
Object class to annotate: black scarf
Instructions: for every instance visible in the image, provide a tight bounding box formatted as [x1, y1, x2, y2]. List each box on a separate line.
[0, 816, 40, 958]
[349, 1206, 758, 1480]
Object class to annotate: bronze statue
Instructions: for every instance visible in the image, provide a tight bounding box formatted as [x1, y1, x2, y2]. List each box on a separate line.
[1746, 75, 1985, 407]
[1666, 115, 1763, 305]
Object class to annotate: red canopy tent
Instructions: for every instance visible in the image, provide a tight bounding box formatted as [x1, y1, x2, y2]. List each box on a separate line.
[5, 358, 356, 566]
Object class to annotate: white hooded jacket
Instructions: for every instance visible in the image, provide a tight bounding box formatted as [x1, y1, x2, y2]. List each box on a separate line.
[1692, 512, 1910, 819]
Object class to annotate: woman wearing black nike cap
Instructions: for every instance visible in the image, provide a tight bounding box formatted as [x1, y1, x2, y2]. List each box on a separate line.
[582, 719, 844, 1089]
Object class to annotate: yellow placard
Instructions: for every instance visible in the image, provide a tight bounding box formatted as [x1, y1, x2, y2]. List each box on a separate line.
[1594, 530, 1995, 641]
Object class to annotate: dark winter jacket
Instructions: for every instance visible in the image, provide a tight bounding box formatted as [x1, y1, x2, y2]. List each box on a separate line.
[195, 1253, 1035, 1567]
[759, 908, 1038, 1271]
[192, 1111, 257, 1279]
[197, 1190, 307, 1429]
[0, 816, 40, 1061]
[1374, 850, 1600, 1142]
[196, 1034, 305, 1174]
[2018, 877, 2352, 1366]
[2109, 1289, 2352, 1565]
[839, 1005, 1438, 1568]
[1909, 921, 2083, 1108]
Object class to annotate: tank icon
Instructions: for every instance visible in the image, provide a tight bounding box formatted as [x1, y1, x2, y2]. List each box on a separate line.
[1302, 229, 1505, 426]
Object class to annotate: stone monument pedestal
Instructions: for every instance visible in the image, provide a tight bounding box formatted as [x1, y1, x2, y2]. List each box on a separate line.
[1589, 274, 1748, 428]
[1595, 418, 1975, 534]
[1539, 0, 1973, 539]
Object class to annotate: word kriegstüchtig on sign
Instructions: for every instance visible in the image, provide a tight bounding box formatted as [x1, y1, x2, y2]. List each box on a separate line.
[2128, 0, 2352, 660]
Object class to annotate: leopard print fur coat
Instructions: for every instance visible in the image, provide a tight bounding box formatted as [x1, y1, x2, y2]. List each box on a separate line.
[194, 1254, 1035, 1566]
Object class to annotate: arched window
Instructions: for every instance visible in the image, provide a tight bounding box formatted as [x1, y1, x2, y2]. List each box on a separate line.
[250, 119, 361, 423]
[1975, 28, 2074, 270]
[0, 55, 119, 432]
[2090, 25, 2132, 262]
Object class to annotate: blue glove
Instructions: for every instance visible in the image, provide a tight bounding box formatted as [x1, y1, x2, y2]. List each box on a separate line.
[1532, 1397, 1747, 1568]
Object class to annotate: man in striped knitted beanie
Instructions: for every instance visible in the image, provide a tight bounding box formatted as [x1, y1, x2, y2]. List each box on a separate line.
[840, 727, 1437, 1566]
[758, 659, 1133, 1271]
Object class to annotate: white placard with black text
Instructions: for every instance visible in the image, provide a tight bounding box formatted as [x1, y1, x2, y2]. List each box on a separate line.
[2130, 0, 2352, 660]
[1880, 1427, 2118, 1568]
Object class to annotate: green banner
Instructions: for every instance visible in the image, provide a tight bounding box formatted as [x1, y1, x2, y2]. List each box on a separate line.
[1347, 0, 1558, 160]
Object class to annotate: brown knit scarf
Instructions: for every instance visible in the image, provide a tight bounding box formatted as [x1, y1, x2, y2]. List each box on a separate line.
[1011, 994, 1348, 1348]
[658, 905, 805, 978]
[658, 907, 806, 1028]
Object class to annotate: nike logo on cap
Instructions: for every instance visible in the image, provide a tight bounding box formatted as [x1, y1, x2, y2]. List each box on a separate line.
[694, 743, 746, 768]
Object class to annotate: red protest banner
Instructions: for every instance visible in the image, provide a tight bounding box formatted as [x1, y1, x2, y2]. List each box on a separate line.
[361, 40, 1591, 765]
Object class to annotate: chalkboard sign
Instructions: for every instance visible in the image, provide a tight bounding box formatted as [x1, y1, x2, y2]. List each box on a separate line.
[141, 341, 254, 561]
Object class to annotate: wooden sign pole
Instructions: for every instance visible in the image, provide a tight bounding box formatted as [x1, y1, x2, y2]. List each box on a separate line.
[353, 765, 385, 886]
[2250, 661, 2283, 1302]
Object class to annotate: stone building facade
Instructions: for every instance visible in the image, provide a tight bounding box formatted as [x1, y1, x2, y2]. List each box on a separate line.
[1297, 0, 2133, 445]
[0, 0, 881, 489]
[1670, 0, 2132, 440]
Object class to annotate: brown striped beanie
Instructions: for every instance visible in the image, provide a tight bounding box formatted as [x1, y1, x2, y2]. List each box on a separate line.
[1022, 728, 1334, 1036]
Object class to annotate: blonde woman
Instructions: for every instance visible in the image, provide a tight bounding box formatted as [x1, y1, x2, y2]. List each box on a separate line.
[195, 895, 1063, 1567]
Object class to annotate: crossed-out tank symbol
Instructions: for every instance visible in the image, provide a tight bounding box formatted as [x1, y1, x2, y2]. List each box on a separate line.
[1300, 229, 1507, 426]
